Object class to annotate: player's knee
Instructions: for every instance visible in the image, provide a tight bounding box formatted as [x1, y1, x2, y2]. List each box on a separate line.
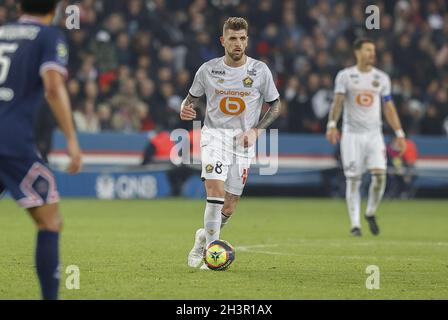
[222, 203, 235, 216]
[375, 173, 386, 182]
[31, 207, 62, 232]
[371, 172, 386, 190]
[205, 183, 225, 198]
[29, 203, 63, 232]
[36, 212, 63, 232]
[346, 176, 361, 189]
[222, 194, 240, 216]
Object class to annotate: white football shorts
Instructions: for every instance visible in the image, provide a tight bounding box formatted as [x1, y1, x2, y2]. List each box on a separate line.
[340, 131, 387, 178]
[200, 145, 251, 196]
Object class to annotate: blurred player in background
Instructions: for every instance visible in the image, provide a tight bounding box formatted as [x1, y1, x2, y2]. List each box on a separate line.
[180, 17, 281, 269]
[326, 38, 406, 237]
[0, 0, 82, 299]
[386, 137, 418, 199]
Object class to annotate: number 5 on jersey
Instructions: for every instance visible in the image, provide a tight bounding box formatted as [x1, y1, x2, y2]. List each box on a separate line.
[0, 43, 18, 84]
[220, 97, 246, 116]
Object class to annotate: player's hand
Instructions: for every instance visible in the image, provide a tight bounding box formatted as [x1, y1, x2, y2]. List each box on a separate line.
[180, 104, 196, 121]
[236, 128, 259, 149]
[66, 139, 82, 175]
[326, 128, 340, 145]
[394, 137, 407, 157]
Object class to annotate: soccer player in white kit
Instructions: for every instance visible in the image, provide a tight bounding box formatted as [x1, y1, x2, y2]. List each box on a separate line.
[326, 38, 406, 237]
[180, 17, 281, 268]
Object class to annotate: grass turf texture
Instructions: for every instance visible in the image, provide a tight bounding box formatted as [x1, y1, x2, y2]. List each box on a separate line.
[0, 198, 447, 299]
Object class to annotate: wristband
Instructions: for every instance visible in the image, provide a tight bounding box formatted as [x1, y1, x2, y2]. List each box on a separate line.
[327, 121, 336, 130]
[395, 129, 405, 138]
[180, 98, 187, 111]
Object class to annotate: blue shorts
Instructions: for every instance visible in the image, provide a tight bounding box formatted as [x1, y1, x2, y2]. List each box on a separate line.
[0, 155, 59, 209]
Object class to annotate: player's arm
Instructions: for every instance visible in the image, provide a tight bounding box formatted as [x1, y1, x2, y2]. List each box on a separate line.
[255, 98, 282, 133]
[181, 64, 206, 121]
[239, 64, 282, 148]
[42, 70, 82, 174]
[383, 99, 407, 155]
[180, 93, 204, 121]
[238, 98, 282, 148]
[255, 64, 282, 133]
[326, 93, 345, 145]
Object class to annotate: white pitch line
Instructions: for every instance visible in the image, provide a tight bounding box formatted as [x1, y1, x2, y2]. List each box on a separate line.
[238, 248, 304, 257]
[236, 242, 446, 262]
[237, 244, 281, 250]
[238, 247, 426, 262]
[239, 239, 448, 249]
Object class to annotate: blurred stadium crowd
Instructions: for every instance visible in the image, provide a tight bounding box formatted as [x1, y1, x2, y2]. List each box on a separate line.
[1, 0, 448, 136]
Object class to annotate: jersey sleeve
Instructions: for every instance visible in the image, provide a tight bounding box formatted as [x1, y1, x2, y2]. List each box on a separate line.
[262, 64, 280, 103]
[381, 74, 392, 98]
[39, 28, 69, 78]
[334, 70, 347, 94]
[189, 64, 206, 97]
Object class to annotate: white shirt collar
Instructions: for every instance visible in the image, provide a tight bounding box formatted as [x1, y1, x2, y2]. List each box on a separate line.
[18, 15, 44, 25]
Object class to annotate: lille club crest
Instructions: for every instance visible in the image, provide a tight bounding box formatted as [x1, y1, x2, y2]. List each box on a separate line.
[243, 76, 253, 88]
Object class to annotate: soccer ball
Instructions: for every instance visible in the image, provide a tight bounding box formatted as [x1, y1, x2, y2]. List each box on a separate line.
[203, 240, 235, 271]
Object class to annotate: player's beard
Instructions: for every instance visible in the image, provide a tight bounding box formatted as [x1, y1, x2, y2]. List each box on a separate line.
[230, 50, 244, 62]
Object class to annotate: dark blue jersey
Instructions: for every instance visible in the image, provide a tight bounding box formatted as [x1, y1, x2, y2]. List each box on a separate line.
[0, 16, 68, 158]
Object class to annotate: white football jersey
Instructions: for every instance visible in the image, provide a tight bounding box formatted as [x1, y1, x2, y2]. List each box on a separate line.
[334, 66, 391, 134]
[189, 56, 279, 158]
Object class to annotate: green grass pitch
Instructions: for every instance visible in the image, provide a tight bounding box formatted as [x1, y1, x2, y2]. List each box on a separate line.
[0, 198, 447, 299]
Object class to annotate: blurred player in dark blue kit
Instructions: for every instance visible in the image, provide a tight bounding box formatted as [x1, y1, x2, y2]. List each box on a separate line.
[0, 0, 82, 299]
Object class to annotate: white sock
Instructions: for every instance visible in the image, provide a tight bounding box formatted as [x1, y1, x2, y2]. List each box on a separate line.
[366, 173, 386, 217]
[346, 177, 361, 229]
[204, 197, 224, 245]
[220, 212, 232, 229]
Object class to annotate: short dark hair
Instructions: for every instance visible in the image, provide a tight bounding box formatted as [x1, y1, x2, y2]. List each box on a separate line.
[353, 38, 375, 50]
[20, 0, 59, 15]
